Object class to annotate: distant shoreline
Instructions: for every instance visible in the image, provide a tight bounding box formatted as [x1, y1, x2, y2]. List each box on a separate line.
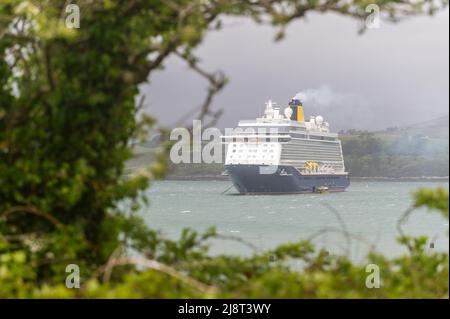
[164, 175, 449, 182]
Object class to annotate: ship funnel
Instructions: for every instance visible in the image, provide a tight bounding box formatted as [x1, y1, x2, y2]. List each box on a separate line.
[288, 98, 305, 122]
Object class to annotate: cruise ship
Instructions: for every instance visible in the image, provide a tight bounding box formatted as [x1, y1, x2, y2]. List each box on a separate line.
[221, 97, 350, 194]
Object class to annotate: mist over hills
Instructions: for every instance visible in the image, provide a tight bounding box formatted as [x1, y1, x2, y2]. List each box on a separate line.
[340, 114, 449, 136]
[127, 114, 449, 179]
[401, 114, 449, 138]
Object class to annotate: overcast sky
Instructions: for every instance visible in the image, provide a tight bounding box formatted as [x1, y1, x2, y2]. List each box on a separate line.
[140, 10, 449, 131]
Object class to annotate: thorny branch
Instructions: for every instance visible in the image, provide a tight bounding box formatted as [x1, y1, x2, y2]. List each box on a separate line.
[396, 206, 416, 252]
[306, 226, 377, 252]
[214, 233, 260, 253]
[96, 255, 218, 294]
[321, 203, 352, 257]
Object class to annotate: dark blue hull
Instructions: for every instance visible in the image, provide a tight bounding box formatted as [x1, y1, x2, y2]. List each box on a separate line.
[225, 165, 350, 194]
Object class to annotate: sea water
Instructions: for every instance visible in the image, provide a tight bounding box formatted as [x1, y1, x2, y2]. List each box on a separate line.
[142, 181, 449, 262]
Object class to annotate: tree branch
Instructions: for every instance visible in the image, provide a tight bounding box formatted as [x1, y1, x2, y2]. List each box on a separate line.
[1, 205, 62, 228]
[96, 255, 218, 294]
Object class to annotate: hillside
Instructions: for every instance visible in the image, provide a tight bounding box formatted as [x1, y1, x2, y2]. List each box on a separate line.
[339, 115, 449, 177]
[127, 115, 449, 179]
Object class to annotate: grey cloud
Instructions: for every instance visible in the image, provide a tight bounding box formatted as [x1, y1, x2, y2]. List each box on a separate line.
[140, 10, 449, 131]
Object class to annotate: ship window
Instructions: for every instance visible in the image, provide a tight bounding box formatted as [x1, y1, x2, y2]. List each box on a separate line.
[308, 135, 336, 141]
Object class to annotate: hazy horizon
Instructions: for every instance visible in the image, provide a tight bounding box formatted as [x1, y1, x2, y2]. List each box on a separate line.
[140, 10, 449, 131]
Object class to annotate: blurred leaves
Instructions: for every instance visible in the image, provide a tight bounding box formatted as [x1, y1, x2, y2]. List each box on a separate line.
[413, 187, 449, 218]
[0, 0, 448, 299]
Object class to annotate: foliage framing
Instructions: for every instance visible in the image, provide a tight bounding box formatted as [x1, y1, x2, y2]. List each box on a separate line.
[0, 0, 448, 297]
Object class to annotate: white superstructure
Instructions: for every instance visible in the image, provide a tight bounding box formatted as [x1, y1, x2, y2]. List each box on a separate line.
[222, 99, 346, 175]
